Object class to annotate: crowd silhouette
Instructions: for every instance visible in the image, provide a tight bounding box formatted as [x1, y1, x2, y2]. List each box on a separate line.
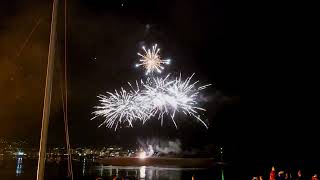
[252, 166, 319, 180]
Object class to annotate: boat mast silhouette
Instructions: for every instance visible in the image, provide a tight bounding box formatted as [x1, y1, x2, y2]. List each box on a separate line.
[36, 0, 59, 179]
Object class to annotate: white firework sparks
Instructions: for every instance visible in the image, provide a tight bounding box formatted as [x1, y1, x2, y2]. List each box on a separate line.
[141, 74, 211, 128]
[93, 74, 210, 130]
[136, 44, 171, 75]
[92, 82, 149, 130]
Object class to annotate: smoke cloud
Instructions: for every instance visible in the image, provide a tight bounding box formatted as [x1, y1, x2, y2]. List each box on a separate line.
[137, 137, 182, 157]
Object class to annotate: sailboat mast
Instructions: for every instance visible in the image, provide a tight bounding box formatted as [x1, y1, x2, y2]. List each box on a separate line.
[36, 0, 59, 180]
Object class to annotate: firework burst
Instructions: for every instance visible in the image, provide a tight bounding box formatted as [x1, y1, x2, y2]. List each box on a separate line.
[141, 74, 211, 128]
[91, 83, 149, 130]
[136, 44, 170, 75]
[93, 74, 211, 130]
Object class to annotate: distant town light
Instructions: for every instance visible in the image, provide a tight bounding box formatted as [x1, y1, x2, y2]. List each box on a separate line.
[16, 151, 24, 156]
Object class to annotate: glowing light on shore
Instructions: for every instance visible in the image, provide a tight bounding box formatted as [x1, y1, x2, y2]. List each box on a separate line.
[139, 151, 147, 159]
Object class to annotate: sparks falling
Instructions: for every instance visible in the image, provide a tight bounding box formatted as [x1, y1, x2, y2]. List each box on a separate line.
[142, 74, 211, 128]
[136, 44, 171, 75]
[91, 82, 150, 130]
[92, 74, 211, 130]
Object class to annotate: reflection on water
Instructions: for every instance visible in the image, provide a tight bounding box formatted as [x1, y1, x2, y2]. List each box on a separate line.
[99, 163, 103, 177]
[222, 169, 225, 180]
[140, 166, 146, 179]
[16, 157, 23, 176]
[82, 158, 86, 176]
[1, 159, 222, 180]
[93, 165, 211, 180]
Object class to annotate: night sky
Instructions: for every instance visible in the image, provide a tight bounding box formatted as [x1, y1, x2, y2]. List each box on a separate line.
[1, 0, 317, 172]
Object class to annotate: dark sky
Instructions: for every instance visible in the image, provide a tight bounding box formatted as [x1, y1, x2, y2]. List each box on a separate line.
[1, 0, 237, 144]
[1, 0, 317, 170]
[0, 0, 51, 139]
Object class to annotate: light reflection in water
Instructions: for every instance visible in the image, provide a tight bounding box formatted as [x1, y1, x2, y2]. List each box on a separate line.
[82, 158, 86, 176]
[147, 167, 153, 179]
[100, 164, 103, 176]
[139, 166, 146, 179]
[16, 157, 23, 176]
[222, 169, 225, 180]
[95, 166, 207, 180]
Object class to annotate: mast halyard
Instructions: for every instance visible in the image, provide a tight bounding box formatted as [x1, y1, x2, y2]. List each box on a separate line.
[36, 0, 59, 180]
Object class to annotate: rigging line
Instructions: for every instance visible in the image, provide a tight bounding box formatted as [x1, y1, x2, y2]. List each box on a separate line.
[59, 70, 72, 178]
[63, 0, 73, 179]
[59, 69, 72, 178]
[16, 18, 42, 58]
